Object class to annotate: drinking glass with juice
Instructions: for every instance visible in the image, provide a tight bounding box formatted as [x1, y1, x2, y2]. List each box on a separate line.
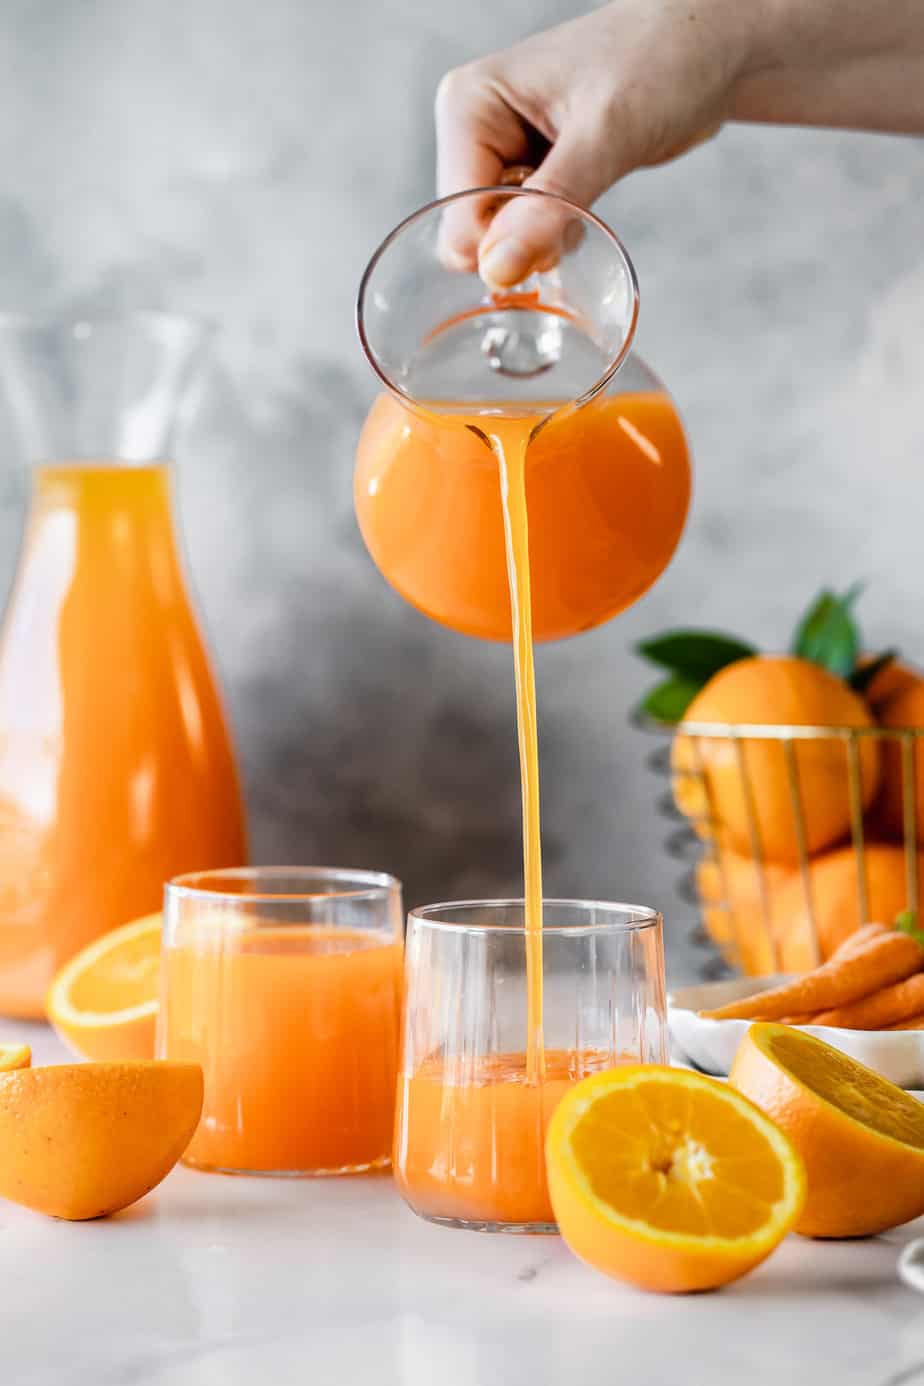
[0, 314, 246, 1016]
[394, 900, 667, 1231]
[158, 868, 404, 1176]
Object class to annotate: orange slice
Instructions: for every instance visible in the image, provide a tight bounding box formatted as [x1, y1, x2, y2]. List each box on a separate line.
[0, 1043, 30, 1071]
[545, 1065, 805, 1293]
[730, 1021, 924, 1237]
[0, 1061, 202, 1219]
[46, 914, 161, 1061]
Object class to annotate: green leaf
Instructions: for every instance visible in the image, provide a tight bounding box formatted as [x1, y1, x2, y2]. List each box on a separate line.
[791, 587, 861, 679]
[635, 630, 757, 683]
[849, 649, 897, 695]
[637, 676, 702, 725]
[896, 911, 924, 950]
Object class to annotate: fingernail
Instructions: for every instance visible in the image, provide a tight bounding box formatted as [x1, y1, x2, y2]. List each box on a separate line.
[479, 237, 530, 289]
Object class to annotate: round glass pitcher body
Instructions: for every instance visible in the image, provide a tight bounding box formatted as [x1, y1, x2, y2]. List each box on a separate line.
[354, 187, 691, 642]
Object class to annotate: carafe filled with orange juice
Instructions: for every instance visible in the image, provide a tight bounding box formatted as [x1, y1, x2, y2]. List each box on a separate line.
[356, 186, 691, 643]
[0, 313, 246, 1016]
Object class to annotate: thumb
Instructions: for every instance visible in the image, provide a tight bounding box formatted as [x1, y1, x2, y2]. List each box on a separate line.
[478, 117, 626, 289]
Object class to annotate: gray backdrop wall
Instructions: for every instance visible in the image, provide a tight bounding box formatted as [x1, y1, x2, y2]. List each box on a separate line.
[2, 0, 923, 979]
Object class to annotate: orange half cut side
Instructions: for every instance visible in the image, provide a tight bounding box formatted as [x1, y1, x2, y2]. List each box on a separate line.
[47, 914, 162, 1061]
[546, 1064, 805, 1293]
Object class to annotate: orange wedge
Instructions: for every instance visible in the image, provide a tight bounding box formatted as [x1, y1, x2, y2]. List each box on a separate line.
[0, 1043, 30, 1071]
[545, 1065, 805, 1293]
[730, 1022, 924, 1237]
[46, 914, 161, 1061]
[0, 1061, 202, 1219]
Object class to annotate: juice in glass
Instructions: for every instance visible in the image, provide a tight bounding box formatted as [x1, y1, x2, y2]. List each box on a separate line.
[159, 869, 404, 1176]
[396, 1050, 614, 1226]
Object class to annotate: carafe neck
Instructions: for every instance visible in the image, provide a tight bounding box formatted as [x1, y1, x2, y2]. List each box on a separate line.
[0, 313, 210, 469]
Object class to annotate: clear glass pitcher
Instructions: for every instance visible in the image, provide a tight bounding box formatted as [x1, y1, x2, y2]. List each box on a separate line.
[0, 312, 246, 1017]
[355, 186, 691, 642]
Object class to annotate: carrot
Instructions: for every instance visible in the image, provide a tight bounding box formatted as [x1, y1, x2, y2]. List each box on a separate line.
[779, 1014, 817, 1025]
[889, 1013, 924, 1030]
[814, 971, 924, 1029]
[699, 931, 924, 1021]
[829, 922, 891, 961]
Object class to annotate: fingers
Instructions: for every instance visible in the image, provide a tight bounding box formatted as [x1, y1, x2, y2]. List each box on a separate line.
[477, 116, 624, 289]
[435, 67, 530, 272]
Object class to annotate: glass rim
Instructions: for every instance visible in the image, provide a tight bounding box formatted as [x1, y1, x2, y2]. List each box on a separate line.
[407, 897, 661, 937]
[166, 865, 402, 906]
[355, 184, 640, 412]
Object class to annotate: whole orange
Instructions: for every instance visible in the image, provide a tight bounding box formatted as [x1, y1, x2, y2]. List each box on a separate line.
[861, 656, 923, 717]
[775, 842, 923, 970]
[731, 1022, 924, 1238]
[672, 656, 880, 864]
[870, 675, 924, 845]
[696, 850, 795, 975]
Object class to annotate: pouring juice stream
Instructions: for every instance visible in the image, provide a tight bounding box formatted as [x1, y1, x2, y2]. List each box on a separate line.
[469, 409, 547, 1081]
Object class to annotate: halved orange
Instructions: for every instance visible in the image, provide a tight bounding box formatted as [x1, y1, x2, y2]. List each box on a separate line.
[0, 1043, 30, 1071]
[0, 1061, 202, 1219]
[546, 1065, 805, 1293]
[730, 1022, 924, 1237]
[46, 914, 161, 1061]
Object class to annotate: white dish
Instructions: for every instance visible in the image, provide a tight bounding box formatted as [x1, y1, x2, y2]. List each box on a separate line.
[669, 974, 924, 1090]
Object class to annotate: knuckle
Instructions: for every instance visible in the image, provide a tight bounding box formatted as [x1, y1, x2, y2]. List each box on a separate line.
[435, 63, 480, 117]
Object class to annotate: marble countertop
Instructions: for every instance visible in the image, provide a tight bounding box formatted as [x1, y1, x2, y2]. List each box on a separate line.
[4, 1023, 924, 1386]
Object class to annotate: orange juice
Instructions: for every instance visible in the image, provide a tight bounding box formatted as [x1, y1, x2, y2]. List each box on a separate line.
[0, 463, 245, 1016]
[395, 1050, 613, 1226]
[489, 412, 545, 1077]
[163, 925, 403, 1173]
[355, 390, 690, 642]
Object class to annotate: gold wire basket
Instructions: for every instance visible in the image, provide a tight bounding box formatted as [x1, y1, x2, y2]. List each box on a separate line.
[636, 714, 924, 977]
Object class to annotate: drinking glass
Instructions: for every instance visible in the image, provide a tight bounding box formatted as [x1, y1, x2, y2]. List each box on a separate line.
[158, 867, 404, 1176]
[393, 899, 667, 1232]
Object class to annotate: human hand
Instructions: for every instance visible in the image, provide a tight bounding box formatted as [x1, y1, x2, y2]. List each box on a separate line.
[435, 0, 924, 288]
[435, 0, 755, 287]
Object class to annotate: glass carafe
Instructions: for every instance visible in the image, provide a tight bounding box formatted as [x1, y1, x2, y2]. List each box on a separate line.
[355, 187, 691, 642]
[0, 312, 246, 1017]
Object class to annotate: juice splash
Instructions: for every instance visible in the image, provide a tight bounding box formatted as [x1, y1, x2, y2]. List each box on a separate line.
[162, 925, 403, 1173]
[0, 464, 245, 1016]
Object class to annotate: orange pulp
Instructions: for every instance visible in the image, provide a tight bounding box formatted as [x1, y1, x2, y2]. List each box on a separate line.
[355, 390, 690, 642]
[163, 925, 403, 1173]
[0, 464, 245, 1017]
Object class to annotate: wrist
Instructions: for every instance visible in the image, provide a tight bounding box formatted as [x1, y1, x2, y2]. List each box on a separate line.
[731, 0, 924, 74]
